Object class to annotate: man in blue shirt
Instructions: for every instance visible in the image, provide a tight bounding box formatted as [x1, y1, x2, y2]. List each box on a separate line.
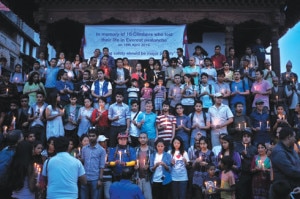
[109, 167, 145, 199]
[80, 128, 106, 199]
[45, 58, 60, 99]
[137, 100, 157, 148]
[108, 91, 131, 147]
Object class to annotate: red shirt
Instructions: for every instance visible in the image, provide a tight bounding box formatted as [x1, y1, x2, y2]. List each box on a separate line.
[91, 109, 110, 127]
[211, 54, 226, 70]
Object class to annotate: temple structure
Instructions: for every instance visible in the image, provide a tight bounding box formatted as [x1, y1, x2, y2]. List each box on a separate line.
[2, 0, 300, 76]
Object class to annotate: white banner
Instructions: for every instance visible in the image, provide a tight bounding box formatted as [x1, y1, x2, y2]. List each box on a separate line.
[83, 25, 186, 59]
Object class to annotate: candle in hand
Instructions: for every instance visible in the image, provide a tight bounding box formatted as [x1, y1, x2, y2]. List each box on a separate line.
[119, 151, 122, 162]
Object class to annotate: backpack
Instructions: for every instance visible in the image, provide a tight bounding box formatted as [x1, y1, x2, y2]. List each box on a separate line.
[190, 112, 211, 141]
[198, 84, 212, 100]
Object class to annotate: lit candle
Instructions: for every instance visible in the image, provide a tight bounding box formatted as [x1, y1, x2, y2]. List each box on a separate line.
[136, 159, 139, 166]
[213, 61, 215, 66]
[267, 121, 269, 128]
[292, 78, 295, 84]
[82, 85, 88, 92]
[119, 151, 122, 162]
[173, 88, 176, 97]
[262, 163, 265, 170]
[180, 120, 183, 126]
[283, 115, 285, 120]
[269, 65, 272, 71]
[259, 121, 262, 129]
[3, 126, 7, 132]
[244, 144, 247, 151]
[105, 154, 108, 162]
[12, 116, 16, 129]
[129, 67, 132, 74]
[298, 141, 300, 146]
[234, 86, 237, 92]
[276, 95, 278, 103]
[6, 88, 8, 95]
[231, 60, 234, 68]
[74, 152, 77, 158]
[143, 114, 146, 121]
[245, 67, 248, 72]
[244, 122, 247, 129]
[153, 76, 156, 82]
[67, 71, 73, 78]
[78, 147, 81, 155]
[37, 167, 41, 181]
[214, 181, 217, 187]
[238, 123, 241, 130]
[143, 159, 146, 166]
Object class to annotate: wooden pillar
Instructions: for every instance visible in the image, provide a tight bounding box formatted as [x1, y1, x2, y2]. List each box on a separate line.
[270, 27, 280, 78]
[39, 21, 48, 58]
[225, 24, 234, 57]
[35, 8, 49, 59]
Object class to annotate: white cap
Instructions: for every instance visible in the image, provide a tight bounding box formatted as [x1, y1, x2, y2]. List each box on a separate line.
[97, 135, 109, 142]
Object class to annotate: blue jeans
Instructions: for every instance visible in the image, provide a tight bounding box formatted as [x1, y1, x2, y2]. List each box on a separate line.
[172, 181, 188, 199]
[81, 180, 102, 199]
[102, 180, 111, 199]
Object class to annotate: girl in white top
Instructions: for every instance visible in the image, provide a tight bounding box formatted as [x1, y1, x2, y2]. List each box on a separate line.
[169, 136, 190, 199]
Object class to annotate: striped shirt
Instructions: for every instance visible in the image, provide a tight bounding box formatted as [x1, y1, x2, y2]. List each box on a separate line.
[156, 114, 176, 142]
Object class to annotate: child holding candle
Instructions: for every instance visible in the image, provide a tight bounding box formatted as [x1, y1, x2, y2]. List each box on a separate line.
[217, 156, 236, 199]
[251, 143, 272, 198]
[203, 164, 221, 199]
[140, 81, 153, 112]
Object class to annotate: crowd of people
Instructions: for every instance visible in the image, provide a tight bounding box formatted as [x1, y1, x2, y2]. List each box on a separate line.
[0, 42, 300, 199]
